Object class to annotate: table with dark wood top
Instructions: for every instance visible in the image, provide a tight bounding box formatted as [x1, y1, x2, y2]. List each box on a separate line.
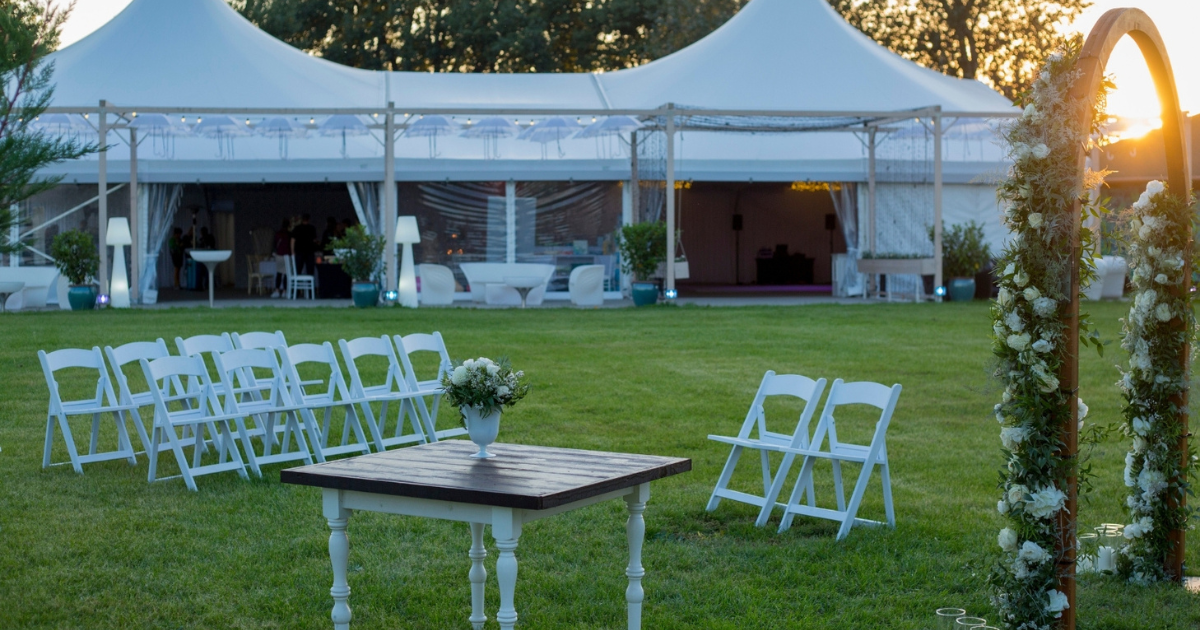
[282, 440, 691, 630]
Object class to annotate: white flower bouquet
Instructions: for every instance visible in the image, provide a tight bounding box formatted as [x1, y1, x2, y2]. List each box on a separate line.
[440, 356, 530, 420]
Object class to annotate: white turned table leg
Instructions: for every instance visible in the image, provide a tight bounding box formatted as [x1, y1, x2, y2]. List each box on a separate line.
[324, 490, 352, 630]
[468, 522, 487, 630]
[492, 508, 521, 630]
[625, 483, 650, 630]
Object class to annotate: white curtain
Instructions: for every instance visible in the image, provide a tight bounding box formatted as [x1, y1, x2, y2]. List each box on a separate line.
[347, 182, 381, 235]
[829, 182, 863, 296]
[139, 183, 182, 300]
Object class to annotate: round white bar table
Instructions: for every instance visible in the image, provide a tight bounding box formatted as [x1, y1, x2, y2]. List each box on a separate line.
[189, 250, 232, 308]
[0, 281, 24, 313]
[503, 276, 544, 309]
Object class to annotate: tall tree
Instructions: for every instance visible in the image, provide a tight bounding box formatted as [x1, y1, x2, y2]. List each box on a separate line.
[0, 0, 94, 255]
[230, 0, 745, 73]
[827, 0, 1091, 100]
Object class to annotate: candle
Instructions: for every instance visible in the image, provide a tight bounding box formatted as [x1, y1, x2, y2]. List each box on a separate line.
[1098, 546, 1115, 572]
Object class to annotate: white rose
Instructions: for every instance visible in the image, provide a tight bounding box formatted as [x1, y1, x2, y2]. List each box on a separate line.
[1077, 398, 1088, 420]
[463, 359, 476, 369]
[1027, 213, 1044, 228]
[998, 500, 1009, 514]
[998, 287, 1013, 306]
[1014, 271, 1029, 287]
[1155, 273, 1169, 284]
[1008, 484, 1028, 505]
[1139, 224, 1152, 240]
[1019, 540, 1050, 564]
[1132, 417, 1151, 436]
[1124, 452, 1137, 487]
[1032, 296, 1057, 318]
[1005, 310, 1025, 333]
[1046, 589, 1070, 617]
[486, 363, 500, 376]
[1032, 144, 1051, 159]
[1146, 180, 1165, 196]
[999, 527, 1019, 552]
[451, 365, 468, 385]
[496, 385, 510, 396]
[1023, 104, 1038, 119]
[1000, 426, 1029, 451]
[1138, 467, 1166, 495]
[993, 322, 1007, 338]
[1032, 339, 1053, 353]
[1007, 333, 1031, 351]
[1155, 303, 1172, 322]
[1132, 436, 1148, 453]
[1023, 286, 1041, 301]
[1003, 263, 1015, 276]
[1027, 485, 1067, 519]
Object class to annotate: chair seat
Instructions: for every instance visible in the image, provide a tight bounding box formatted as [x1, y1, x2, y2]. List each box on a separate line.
[60, 400, 135, 415]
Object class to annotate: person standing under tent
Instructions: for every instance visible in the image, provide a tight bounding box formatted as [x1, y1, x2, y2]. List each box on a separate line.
[291, 214, 318, 276]
[168, 227, 184, 290]
[271, 218, 291, 299]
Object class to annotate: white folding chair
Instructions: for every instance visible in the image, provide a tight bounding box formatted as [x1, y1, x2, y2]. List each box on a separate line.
[706, 371, 827, 526]
[285, 255, 315, 300]
[338, 335, 428, 451]
[139, 355, 249, 491]
[393, 332, 465, 442]
[279, 342, 373, 461]
[104, 339, 183, 455]
[39, 347, 139, 474]
[212, 348, 313, 475]
[175, 333, 236, 397]
[231, 330, 288, 351]
[777, 379, 902, 540]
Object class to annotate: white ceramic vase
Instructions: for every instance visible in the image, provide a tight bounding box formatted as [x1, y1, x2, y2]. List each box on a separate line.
[463, 406, 501, 459]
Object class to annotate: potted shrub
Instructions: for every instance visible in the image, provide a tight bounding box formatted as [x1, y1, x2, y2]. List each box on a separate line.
[618, 221, 667, 306]
[439, 357, 530, 459]
[936, 221, 992, 301]
[329, 225, 384, 308]
[50, 229, 100, 310]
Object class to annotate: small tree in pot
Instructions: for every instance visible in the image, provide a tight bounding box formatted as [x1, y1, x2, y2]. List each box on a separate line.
[329, 225, 384, 308]
[935, 221, 991, 301]
[618, 221, 667, 306]
[50, 229, 99, 310]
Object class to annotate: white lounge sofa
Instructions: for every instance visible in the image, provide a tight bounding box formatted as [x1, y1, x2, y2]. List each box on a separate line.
[0, 267, 68, 311]
[459, 262, 555, 306]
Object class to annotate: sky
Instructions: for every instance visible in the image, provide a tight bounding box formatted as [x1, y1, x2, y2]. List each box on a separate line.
[58, 0, 1200, 125]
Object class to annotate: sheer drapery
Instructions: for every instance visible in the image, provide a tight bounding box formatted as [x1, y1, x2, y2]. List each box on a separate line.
[347, 182, 381, 236]
[139, 183, 182, 300]
[829, 182, 863, 296]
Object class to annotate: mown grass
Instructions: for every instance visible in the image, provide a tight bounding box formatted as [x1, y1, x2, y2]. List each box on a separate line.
[0, 301, 1195, 629]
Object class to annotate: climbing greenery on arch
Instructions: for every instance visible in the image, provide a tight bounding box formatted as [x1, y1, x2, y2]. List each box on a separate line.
[987, 39, 1110, 630]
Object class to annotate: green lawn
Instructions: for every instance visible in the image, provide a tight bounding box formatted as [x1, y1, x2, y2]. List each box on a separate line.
[0, 302, 1195, 629]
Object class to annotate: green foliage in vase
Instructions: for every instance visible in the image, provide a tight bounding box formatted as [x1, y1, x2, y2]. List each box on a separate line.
[439, 356, 530, 421]
[618, 221, 667, 282]
[49, 229, 99, 286]
[329, 225, 384, 283]
[932, 221, 992, 279]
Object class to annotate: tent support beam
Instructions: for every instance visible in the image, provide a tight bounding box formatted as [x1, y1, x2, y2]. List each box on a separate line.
[384, 102, 397, 296]
[129, 127, 139, 304]
[665, 104, 676, 296]
[98, 100, 109, 296]
[933, 110, 943, 299]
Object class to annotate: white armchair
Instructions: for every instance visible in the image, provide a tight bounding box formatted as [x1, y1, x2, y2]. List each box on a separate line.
[418, 264, 456, 306]
[568, 265, 605, 306]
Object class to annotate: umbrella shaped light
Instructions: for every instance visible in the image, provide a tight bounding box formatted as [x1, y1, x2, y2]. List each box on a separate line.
[460, 116, 519, 159]
[194, 114, 249, 159]
[519, 116, 583, 159]
[31, 113, 94, 137]
[256, 117, 308, 159]
[319, 114, 370, 158]
[128, 113, 192, 157]
[403, 115, 461, 158]
[575, 115, 643, 139]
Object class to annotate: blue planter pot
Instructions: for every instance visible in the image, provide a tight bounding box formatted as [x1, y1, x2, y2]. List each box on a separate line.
[948, 277, 976, 302]
[351, 282, 379, 308]
[67, 285, 97, 311]
[631, 281, 658, 307]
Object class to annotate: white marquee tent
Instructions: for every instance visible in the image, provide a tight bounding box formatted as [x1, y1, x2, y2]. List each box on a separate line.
[28, 0, 1015, 303]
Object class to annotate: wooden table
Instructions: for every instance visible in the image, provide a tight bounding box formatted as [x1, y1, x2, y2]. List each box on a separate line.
[282, 441, 691, 630]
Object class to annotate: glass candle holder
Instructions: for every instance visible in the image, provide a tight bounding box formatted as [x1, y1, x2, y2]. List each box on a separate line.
[936, 608, 966, 630]
[1078, 532, 1099, 555]
[955, 617, 988, 629]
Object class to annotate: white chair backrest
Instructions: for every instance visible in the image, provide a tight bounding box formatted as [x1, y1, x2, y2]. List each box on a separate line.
[395, 331, 450, 376]
[737, 371, 827, 446]
[279, 342, 351, 403]
[104, 339, 174, 402]
[175, 333, 234, 357]
[284, 254, 296, 278]
[232, 330, 288, 351]
[814, 379, 902, 452]
[140, 354, 220, 415]
[338, 335, 406, 395]
[39, 347, 117, 409]
[213, 348, 290, 411]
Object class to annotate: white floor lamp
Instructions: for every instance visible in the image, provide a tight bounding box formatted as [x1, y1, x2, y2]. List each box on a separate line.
[106, 217, 132, 308]
[395, 216, 420, 308]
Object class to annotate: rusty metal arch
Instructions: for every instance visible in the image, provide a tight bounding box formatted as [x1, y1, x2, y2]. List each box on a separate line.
[1056, 8, 1191, 629]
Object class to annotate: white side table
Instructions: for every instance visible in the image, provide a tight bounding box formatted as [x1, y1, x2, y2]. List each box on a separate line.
[189, 250, 232, 308]
[0, 281, 25, 313]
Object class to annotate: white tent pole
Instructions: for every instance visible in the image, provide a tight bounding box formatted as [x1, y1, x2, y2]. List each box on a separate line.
[665, 104, 676, 295]
[98, 100, 109, 295]
[933, 110, 944, 298]
[129, 126, 139, 304]
[383, 101, 397, 293]
[867, 126, 876, 255]
[630, 131, 639, 222]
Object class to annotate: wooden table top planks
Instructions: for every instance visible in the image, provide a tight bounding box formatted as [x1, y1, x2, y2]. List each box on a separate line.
[281, 441, 691, 510]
